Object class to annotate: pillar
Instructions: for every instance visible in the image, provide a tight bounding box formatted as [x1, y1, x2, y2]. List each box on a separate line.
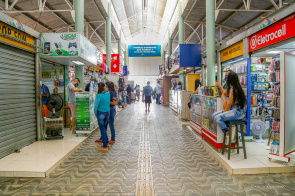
[217, 52, 221, 82]
[178, 0, 185, 88]
[161, 44, 164, 65]
[118, 29, 122, 56]
[206, 0, 215, 87]
[124, 44, 129, 66]
[168, 29, 172, 57]
[75, 0, 84, 88]
[106, 0, 112, 72]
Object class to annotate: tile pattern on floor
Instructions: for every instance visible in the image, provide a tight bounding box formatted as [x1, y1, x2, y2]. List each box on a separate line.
[0, 102, 295, 195]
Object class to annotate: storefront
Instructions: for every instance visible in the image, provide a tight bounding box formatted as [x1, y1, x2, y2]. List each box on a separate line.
[248, 13, 295, 163]
[40, 32, 98, 135]
[0, 19, 39, 158]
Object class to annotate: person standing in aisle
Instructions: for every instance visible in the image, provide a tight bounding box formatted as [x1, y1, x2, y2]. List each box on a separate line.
[94, 82, 111, 151]
[126, 85, 132, 104]
[85, 78, 98, 92]
[66, 78, 83, 134]
[96, 82, 117, 144]
[155, 81, 162, 104]
[213, 72, 246, 134]
[142, 81, 154, 112]
[191, 79, 201, 95]
[41, 84, 50, 117]
[136, 85, 141, 101]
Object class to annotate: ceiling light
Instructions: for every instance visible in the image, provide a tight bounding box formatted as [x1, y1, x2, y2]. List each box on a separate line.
[267, 51, 282, 54]
[72, 61, 85, 65]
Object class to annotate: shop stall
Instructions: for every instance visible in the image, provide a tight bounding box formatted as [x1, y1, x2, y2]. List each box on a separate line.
[248, 13, 295, 163]
[40, 32, 98, 135]
[190, 93, 233, 149]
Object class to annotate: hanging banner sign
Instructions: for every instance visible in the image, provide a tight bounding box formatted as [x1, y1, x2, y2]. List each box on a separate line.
[103, 54, 120, 73]
[129, 45, 161, 57]
[221, 41, 243, 62]
[0, 21, 34, 51]
[249, 13, 295, 52]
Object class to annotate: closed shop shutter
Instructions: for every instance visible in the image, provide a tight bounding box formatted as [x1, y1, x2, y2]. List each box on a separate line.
[0, 43, 36, 159]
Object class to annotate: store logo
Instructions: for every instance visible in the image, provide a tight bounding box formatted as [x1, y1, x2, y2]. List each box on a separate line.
[61, 33, 76, 40]
[250, 24, 286, 50]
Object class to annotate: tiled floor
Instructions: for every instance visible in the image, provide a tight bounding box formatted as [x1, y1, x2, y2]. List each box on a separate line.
[1, 102, 295, 195]
[188, 127, 295, 175]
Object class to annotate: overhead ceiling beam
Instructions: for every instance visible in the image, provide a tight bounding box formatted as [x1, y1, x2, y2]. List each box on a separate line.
[1, 0, 55, 31]
[216, 9, 274, 12]
[8, 0, 18, 11]
[118, 0, 132, 38]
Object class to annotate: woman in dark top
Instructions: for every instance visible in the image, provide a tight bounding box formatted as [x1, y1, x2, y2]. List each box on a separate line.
[106, 81, 117, 143]
[96, 81, 117, 144]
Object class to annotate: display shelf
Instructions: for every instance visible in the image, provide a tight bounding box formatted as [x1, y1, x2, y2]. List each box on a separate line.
[268, 52, 295, 163]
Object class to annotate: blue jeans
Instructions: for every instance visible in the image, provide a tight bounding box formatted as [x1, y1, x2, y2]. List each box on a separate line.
[213, 106, 244, 132]
[97, 111, 110, 147]
[156, 94, 161, 104]
[106, 107, 116, 141]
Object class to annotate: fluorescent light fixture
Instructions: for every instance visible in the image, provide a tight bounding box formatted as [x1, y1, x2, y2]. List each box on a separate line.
[267, 51, 282, 54]
[72, 61, 85, 65]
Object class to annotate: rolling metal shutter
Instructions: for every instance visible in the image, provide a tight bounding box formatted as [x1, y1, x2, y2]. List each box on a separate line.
[0, 43, 36, 159]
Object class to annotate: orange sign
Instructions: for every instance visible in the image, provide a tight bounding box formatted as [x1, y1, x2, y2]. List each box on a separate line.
[221, 41, 243, 62]
[0, 21, 34, 51]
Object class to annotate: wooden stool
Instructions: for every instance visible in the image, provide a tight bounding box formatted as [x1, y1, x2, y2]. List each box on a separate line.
[61, 106, 72, 130]
[222, 120, 247, 160]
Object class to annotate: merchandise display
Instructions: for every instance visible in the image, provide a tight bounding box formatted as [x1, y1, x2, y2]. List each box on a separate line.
[75, 92, 98, 134]
[190, 94, 202, 135]
[169, 90, 178, 112]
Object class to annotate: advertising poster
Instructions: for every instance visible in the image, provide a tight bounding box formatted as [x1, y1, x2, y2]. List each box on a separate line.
[41, 33, 79, 56]
[75, 93, 90, 131]
[103, 54, 120, 73]
[129, 45, 161, 57]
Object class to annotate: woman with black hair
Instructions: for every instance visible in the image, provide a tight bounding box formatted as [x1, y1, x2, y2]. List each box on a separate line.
[94, 82, 110, 151]
[106, 82, 117, 143]
[213, 72, 246, 133]
[191, 79, 201, 94]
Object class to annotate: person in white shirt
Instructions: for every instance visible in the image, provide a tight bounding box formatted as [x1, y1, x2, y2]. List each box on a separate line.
[154, 81, 162, 104]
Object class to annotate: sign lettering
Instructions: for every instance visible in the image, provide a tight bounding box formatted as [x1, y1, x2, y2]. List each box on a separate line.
[0, 21, 34, 51]
[249, 13, 295, 52]
[221, 41, 243, 62]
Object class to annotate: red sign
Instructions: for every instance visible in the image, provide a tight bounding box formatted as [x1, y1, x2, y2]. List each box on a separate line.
[103, 54, 120, 73]
[249, 13, 295, 52]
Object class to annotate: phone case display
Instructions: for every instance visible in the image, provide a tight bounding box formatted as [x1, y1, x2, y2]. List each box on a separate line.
[201, 97, 224, 148]
[268, 52, 295, 163]
[75, 92, 98, 134]
[169, 90, 178, 112]
[190, 94, 202, 135]
[177, 91, 191, 120]
[250, 57, 276, 138]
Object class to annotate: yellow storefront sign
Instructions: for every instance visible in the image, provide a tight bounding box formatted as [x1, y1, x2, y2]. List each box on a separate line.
[0, 21, 34, 51]
[221, 41, 243, 62]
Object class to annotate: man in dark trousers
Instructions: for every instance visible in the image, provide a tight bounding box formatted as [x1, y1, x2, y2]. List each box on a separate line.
[126, 85, 132, 104]
[142, 81, 154, 112]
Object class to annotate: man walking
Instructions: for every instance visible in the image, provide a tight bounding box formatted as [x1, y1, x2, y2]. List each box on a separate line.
[66, 78, 83, 134]
[142, 81, 154, 112]
[126, 85, 132, 104]
[154, 81, 162, 104]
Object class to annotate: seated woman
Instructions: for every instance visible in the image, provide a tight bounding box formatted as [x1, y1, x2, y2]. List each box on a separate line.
[213, 72, 246, 134]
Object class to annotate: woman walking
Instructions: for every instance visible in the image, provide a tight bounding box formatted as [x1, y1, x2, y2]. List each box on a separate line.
[136, 85, 140, 101]
[213, 72, 246, 134]
[94, 82, 110, 151]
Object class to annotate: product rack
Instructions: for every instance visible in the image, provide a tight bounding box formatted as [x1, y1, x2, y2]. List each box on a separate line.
[190, 94, 202, 135]
[268, 52, 295, 163]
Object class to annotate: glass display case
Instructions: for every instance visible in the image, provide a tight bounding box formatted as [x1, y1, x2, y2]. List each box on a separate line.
[169, 90, 178, 112]
[202, 96, 217, 134]
[190, 94, 202, 135]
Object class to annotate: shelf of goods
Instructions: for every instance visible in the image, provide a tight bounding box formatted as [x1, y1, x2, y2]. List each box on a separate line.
[268, 52, 295, 163]
[75, 92, 98, 134]
[169, 90, 178, 113]
[190, 95, 226, 149]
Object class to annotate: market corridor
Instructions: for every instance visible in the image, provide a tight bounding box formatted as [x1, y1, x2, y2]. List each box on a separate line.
[1, 102, 295, 196]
